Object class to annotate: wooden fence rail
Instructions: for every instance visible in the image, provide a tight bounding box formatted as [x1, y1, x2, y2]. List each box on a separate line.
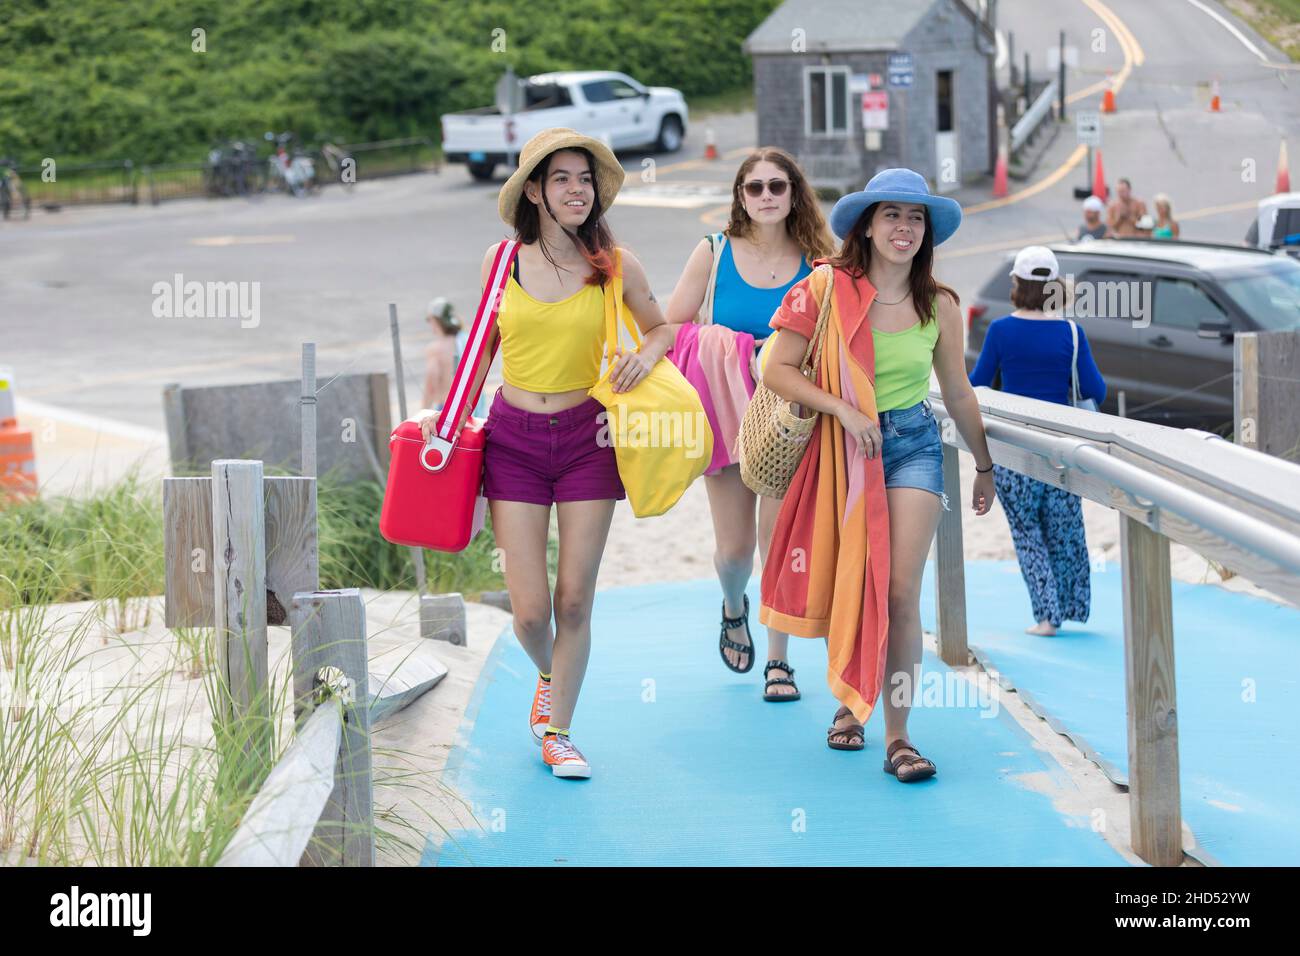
[930, 386, 1300, 867]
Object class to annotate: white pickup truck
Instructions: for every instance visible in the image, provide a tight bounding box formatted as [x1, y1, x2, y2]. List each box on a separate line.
[440, 70, 689, 181]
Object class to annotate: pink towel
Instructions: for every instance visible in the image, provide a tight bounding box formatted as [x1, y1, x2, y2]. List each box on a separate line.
[667, 323, 757, 477]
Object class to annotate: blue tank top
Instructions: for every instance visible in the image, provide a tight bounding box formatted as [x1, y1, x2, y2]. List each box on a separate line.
[712, 238, 812, 340]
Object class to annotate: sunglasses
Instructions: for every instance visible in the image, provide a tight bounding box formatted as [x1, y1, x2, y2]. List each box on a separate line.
[740, 178, 790, 198]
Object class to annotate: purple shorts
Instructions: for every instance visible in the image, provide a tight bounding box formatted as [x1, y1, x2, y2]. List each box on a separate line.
[481, 389, 625, 506]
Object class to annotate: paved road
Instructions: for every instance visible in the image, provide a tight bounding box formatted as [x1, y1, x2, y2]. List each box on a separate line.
[0, 0, 1293, 437]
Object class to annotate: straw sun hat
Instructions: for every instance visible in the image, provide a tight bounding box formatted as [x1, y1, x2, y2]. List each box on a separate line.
[497, 128, 625, 226]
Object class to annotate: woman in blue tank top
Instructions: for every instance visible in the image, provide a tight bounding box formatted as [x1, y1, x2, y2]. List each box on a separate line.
[664, 147, 834, 704]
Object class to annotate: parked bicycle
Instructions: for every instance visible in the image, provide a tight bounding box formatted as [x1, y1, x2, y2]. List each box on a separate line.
[264, 131, 316, 198]
[204, 140, 260, 197]
[0, 158, 31, 220]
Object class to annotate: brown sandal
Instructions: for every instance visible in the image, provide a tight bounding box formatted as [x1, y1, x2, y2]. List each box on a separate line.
[883, 739, 937, 782]
[827, 706, 865, 751]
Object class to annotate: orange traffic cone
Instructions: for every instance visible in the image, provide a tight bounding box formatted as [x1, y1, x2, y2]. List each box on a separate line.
[1209, 79, 1221, 112]
[1101, 74, 1117, 114]
[0, 372, 37, 504]
[992, 143, 1009, 198]
[704, 127, 719, 161]
[1092, 150, 1109, 203]
[1277, 139, 1291, 194]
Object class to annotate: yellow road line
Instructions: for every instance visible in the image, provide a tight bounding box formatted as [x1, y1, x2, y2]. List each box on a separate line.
[966, 145, 1090, 214]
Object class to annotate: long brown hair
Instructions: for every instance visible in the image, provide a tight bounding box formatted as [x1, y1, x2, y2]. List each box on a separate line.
[828, 201, 958, 325]
[512, 147, 616, 286]
[724, 147, 835, 262]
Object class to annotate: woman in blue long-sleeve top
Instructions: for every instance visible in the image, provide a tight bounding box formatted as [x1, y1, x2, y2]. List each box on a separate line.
[969, 246, 1106, 635]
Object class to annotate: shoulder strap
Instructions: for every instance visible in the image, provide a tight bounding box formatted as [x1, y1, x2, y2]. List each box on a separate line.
[436, 240, 519, 441]
[698, 233, 725, 325]
[800, 264, 835, 378]
[603, 248, 641, 364]
[1067, 319, 1081, 403]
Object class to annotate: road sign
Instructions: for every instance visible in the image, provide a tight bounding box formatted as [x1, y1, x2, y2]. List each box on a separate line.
[1075, 111, 1102, 147]
[861, 91, 889, 131]
[887, 53, 914, 89]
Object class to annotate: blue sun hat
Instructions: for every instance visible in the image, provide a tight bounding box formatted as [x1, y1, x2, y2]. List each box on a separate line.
[829, 168, 963, 245]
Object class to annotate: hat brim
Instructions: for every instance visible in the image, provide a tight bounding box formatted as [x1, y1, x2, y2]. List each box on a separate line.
[829, 189, 963, 245]
[497, 131, 625, 227]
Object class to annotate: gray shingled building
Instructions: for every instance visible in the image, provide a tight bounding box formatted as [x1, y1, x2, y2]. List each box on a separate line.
[744, 0, 997, 194]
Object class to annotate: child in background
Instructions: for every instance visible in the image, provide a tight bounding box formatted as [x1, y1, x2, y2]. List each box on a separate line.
[422, 297, 460, 411]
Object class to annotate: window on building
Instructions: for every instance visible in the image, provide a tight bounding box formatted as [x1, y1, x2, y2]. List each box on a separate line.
[937, 70, 954, 133]
[805, 66, 850, 136]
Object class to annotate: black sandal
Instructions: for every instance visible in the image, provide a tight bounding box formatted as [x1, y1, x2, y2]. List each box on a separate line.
[883, 738, 937, 782]
[827, 706, 865, 751]
[719, 595, 754, 674]
[762, 659, 801, 702]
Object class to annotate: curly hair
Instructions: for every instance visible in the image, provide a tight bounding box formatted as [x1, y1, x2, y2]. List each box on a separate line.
[724, 147, 835, 262]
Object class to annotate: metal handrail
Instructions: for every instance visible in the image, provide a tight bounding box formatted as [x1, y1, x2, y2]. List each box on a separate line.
[1010, 79, 1058, 154]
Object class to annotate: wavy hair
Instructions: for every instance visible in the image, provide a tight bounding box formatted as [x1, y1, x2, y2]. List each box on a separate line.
[724, 147, 835, 262]
[512, 147, 616, 286]
[828, 202, 958, 325]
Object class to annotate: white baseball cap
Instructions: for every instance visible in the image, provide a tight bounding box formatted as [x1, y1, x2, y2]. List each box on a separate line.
[1082, 195, 1105, 214]
[1010, 245, 1060, 281]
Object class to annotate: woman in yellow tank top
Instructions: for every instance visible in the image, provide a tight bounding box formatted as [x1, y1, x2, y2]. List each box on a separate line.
[420, 129, 673, 780]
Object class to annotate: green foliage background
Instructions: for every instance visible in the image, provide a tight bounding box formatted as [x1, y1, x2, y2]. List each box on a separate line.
[0, 0, 779, 164]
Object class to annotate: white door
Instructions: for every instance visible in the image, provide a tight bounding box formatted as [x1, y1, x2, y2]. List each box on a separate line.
[935, 132, 959, 195]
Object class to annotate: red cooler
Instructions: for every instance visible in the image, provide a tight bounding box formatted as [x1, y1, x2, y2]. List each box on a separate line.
[379, 417, 489, 552]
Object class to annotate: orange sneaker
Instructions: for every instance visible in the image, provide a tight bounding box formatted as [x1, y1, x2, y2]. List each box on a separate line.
[541, 734, 591, 779]
[529, 675, 552, 746]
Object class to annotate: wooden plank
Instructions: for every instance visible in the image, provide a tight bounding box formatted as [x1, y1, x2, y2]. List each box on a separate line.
[368, 640, 449, 723]
[161, 383, 191, 474]
[164, 476, 318, 627]
[211, 460, 270, 754]
[163, 477, 214, 628]
[1120, 514, 1182, 866]
[1234, 332, 1259, 451]
[1257, 330, 1300, 464]
[215, 700, 342, 867]
[369, 371, 392, 473]
[264, 477, 319, 625]
[290, 589, 374, 867]
[932, 442, 969, 666]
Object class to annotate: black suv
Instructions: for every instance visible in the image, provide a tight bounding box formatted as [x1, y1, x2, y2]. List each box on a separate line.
[964, 239, 1300, 432]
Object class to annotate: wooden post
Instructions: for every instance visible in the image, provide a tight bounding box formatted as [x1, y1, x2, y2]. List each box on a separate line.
[389, 303, 429, 598]
[164, 475, 316, 628]
[1236, 330, 1300, 463]
[1119, 513, 1182, 866]
[933, 442, 970, 665]
[1235, 332, 1259, 451]
[290, 589, 374, 867]
[162, 383, 191, 475]
[420, 592, 467, 646]
[301, 343, 317, 478]
[211, 460, 270, 760]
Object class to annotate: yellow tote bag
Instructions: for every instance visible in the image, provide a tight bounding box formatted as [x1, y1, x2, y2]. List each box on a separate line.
[588, 254, 714, 517]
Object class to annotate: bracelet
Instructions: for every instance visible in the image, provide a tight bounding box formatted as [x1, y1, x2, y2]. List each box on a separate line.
[976, 462, 994, 473]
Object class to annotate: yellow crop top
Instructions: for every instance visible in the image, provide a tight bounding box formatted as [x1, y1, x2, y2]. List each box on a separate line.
[496, 252, 614, 392]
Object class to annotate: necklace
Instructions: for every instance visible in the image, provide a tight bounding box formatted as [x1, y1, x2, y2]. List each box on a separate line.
[874, 289, 910, 306]
[749, 240, 786, 281]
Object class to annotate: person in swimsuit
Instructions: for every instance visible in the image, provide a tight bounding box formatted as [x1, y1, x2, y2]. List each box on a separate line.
[664, 148, 834, 702]
[419, 128, 674, 779]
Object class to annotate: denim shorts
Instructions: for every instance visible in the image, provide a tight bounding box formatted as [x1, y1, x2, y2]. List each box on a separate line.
[878, 398, 948, 509]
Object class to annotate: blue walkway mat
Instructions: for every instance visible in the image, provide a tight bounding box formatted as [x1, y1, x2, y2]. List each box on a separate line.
[918, 560, 1300, 867]
[424, 577, 1124, 866]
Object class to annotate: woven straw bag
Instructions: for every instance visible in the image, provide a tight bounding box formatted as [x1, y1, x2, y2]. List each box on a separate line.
[738, 264, 834, 498]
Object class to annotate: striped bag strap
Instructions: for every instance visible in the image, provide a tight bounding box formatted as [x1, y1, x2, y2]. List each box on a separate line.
[434, 239, 519, 443]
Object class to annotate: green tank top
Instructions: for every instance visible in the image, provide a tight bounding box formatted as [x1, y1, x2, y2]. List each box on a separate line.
[872, 307, 939, 411]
